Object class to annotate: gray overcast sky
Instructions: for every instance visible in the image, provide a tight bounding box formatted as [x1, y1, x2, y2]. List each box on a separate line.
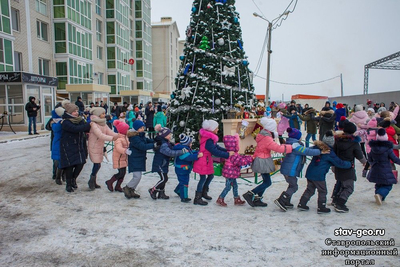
[151, 0, 400, 101]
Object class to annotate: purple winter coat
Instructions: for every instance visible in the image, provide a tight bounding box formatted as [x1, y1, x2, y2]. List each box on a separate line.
[222, 134, 253, 179]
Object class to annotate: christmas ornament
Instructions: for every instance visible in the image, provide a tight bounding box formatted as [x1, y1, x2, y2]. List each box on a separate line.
[222, 66, 236, 77]
[179, 55, 185, 61]
[179, 121, 185, 127]
[183, 63, 191, 75]
[186, 26, 192, 38]
[215, 99, 221, 105]
[242, 59, 249, 66]
[192, 6, 197, 12]
[217, 38, 224, 46]
[170, 93, 175, 99]
[234, 17, 238, 23]
[207, 3, 212, 8]
[237, 40, 243, 50]
[202, 64, 207, 69]
[199, 36, 210, 50]
[215, 0, 227, 4]
[180, 86, 192, 100]
[239, 120, 249, 139]
[221, 19, 232, 30]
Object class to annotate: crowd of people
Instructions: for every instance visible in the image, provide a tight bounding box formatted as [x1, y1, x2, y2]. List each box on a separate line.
[40, 96, 400, 214]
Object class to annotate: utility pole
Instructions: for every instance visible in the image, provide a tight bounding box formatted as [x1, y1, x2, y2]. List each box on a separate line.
[265, 22, 272, 106]
[340, 73, 343, 97]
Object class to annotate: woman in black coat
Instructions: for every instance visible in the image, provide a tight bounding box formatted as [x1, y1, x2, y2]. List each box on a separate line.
[60, 103, 91, 192]
[367, 129, 400, 205]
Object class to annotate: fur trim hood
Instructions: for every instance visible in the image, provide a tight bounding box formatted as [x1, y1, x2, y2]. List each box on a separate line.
[304, 108, 316, 115]
[320, 109, 335, 115]
[335, 133, 361, 143]
[369, 140, 394, 149]
[313, 140, 331, 152]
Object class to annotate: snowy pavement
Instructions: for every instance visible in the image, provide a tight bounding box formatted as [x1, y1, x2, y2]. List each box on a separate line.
[0, 136, 399, 266]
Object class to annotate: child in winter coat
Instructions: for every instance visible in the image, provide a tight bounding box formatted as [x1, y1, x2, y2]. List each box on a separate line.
[331, 120, 366, 213]
[274, 128, 324, 212]
[193, 120, 233, 206]
[123, 120, 155, 199]
[153, 105, 167, 128]
[243, 117, 293, 207]
[277, 102, 290, 144]
[60, 103, 91, 192]
[50, 107, 66, 185]
[88, 107, 118, 190]
[105, 120, 130, 192]
[362, 117, 379, 177]
[367, 129, 400, 205]
[148, 125, 187, 200]
[173, 134, 203, 202]
[216, 134, 253, 207]
[298, 131, 352, 213]
[126, 105, 136, 129]
[349, 104, 369, 158]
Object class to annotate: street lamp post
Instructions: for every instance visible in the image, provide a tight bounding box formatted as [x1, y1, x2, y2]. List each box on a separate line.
[253, 12, 289, 106]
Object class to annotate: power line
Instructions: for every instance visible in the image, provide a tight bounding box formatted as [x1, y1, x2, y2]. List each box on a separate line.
[254, 74, 341, 86]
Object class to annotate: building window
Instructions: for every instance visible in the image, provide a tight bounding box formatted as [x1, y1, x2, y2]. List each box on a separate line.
[38, 58, 50, 76]
[96, 19, 102, 41]
[0, 38, 13, 71]
[35, 0, 47, 16]
[97, 46, 103, 60]
[96, 0, 101, 15]
[11, 8, 19, 31]
[14, 51, 22, 71]
[98, 72, 104, 84]
[37, 20, 48, 41]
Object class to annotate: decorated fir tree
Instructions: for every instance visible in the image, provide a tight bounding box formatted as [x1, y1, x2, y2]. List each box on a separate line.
[169, 0, 255, 146]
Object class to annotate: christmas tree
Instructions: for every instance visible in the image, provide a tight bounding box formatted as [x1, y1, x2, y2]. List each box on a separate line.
[169, 0, 255, 146]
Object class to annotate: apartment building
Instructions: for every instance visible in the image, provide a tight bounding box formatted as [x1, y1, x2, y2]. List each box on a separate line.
[151, 17, 180, 103]
[0, 0, 154, 131]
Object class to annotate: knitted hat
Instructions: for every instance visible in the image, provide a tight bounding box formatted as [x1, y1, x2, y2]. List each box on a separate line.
[336, 103, 344, 109]
[132, 120, 145, 131]
[378, 119, 390, 128]
[55, 107, 65, 117]
[343, 120, 357, 134]
[367, 108, 375, 113]
[179, 133, 192, 146]
[322, 130, 335, 147]
[260, 117, 276, 133]
[134, 107, 139, 112]
[223, 134, 239, 152]
[202, 119, 219, 132]
[367, 117, 377, 128]
[90, 107, 105, 117]
[278, 102, 286, 109]
[377, 107, 386, 114]
[355, 104, 363, 112]
[113, 120, 129, 135]
[338, 116, 347, 130]
[64, 103, 78, 114]
[127, 104, 133, 111]
[376, 128, 388, 141]
[287, 127, 302, 140]
[157, 127, 172, 138]
[61, 99, 71, 108]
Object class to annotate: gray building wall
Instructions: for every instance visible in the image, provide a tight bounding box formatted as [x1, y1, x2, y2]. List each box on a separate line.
[329, 91, 400, 109]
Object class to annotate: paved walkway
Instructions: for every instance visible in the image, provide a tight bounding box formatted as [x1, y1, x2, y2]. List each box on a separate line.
[0, 130, 50, 143]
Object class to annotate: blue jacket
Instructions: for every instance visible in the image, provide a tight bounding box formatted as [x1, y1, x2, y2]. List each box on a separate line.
[51, 121, 62, 161]
[151, 136, 184, 173]
[127, 131, 154, 172]
[280, 138, 321, 177]
[305, 141, 352, 181]
[59, 115, 91, 168]
[367, 140, 400, 185]
[283, 113, 300, 129]
[205, 139, 229, 158]
[173, 143, 200, 175]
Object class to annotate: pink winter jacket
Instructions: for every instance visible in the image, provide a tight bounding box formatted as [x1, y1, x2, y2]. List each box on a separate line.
[349, 110, 369, 142]
[112, 134, 129, 169]
[277, 114, 290, 135]
[365, 117, 378, 154]
[222, 134, 253, 179]
[88, 116, 118, 163]
[253, 129, 292, 159]
[193, 129, 219, 175]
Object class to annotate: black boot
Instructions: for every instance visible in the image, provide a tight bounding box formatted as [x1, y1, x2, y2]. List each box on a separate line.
[242, 191, 256, 207]
[330, 197, 338, 207]
[148, 187, 159, 200]
[66, 178, 74, 193]
[202, 186, 212, 200]
[194, 191, 208, 205]
[274, 191, 292, 211]
[317, 202, 331, 214]
[158, 189, 170, 199]
[253, 196, 268, 207]
[297, 196, 310, 211]
[94, 176, 101, 189]
[88, 175, 96, 190]
[334, 198, 349, 213]
[55, 168, 63, 185]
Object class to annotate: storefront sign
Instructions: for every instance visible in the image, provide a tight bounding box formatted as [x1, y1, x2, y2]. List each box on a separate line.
[0, 72, 58, 86]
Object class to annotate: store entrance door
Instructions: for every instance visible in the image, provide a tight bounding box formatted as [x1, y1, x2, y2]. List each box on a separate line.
[43, 94, 54, 127]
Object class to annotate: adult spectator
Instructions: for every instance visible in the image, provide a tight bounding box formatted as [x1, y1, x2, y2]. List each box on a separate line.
[121, 102, 129, 113]
[25, 96, 41, 135]
[90, 102, 95, 108]
[373, 103, 380, 113]
[322, 101, 333, 111]
[145, 101, 155, 138]
[287, 100, 297, 114]
[318, 103, 335, 140]
[75, 96, 85, 114]
[332, 101, 337, 111]
[100, 101, 108, 113]
[111, 102, 121, 118]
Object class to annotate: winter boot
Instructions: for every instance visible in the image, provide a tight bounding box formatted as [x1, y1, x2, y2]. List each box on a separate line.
[88, 175, 96, 190]
[202, 186, 212, 200]
[114, 178, 124, 192]
[330, 197, 338, 207]
[123, 186, 133, 199]
[72, 177, 78, 189]
[216, 197, 227, 207]
[253, 196, 268, 207]
[374, 194, 383, 205]
[94, 176, 101, 189]
[317, 202, 331, 214]
[62, 171, 66, 182]
[55, 168, 63, 185]
[362, 169, 368, 178]
[66, 178, 74, 193]
[193, 191, 208, 205]
[148, 187, 159, 200]
[55, 176, 62, 185]
[234, 196, 246, 205]
[105, 175, 117, 192]
[242, 191, 256, 207]
[158, 189, 170, 199]
[274, 192, 292, 212]
[131, 188, 140, 198]
[174, 186, 180, 197]
[181, 198, 191, 203]
[334, 198, 349, 213]
[297, 196, 310, 211]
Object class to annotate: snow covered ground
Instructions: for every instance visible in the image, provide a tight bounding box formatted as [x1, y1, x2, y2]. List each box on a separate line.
[0, 135, 399, 266]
